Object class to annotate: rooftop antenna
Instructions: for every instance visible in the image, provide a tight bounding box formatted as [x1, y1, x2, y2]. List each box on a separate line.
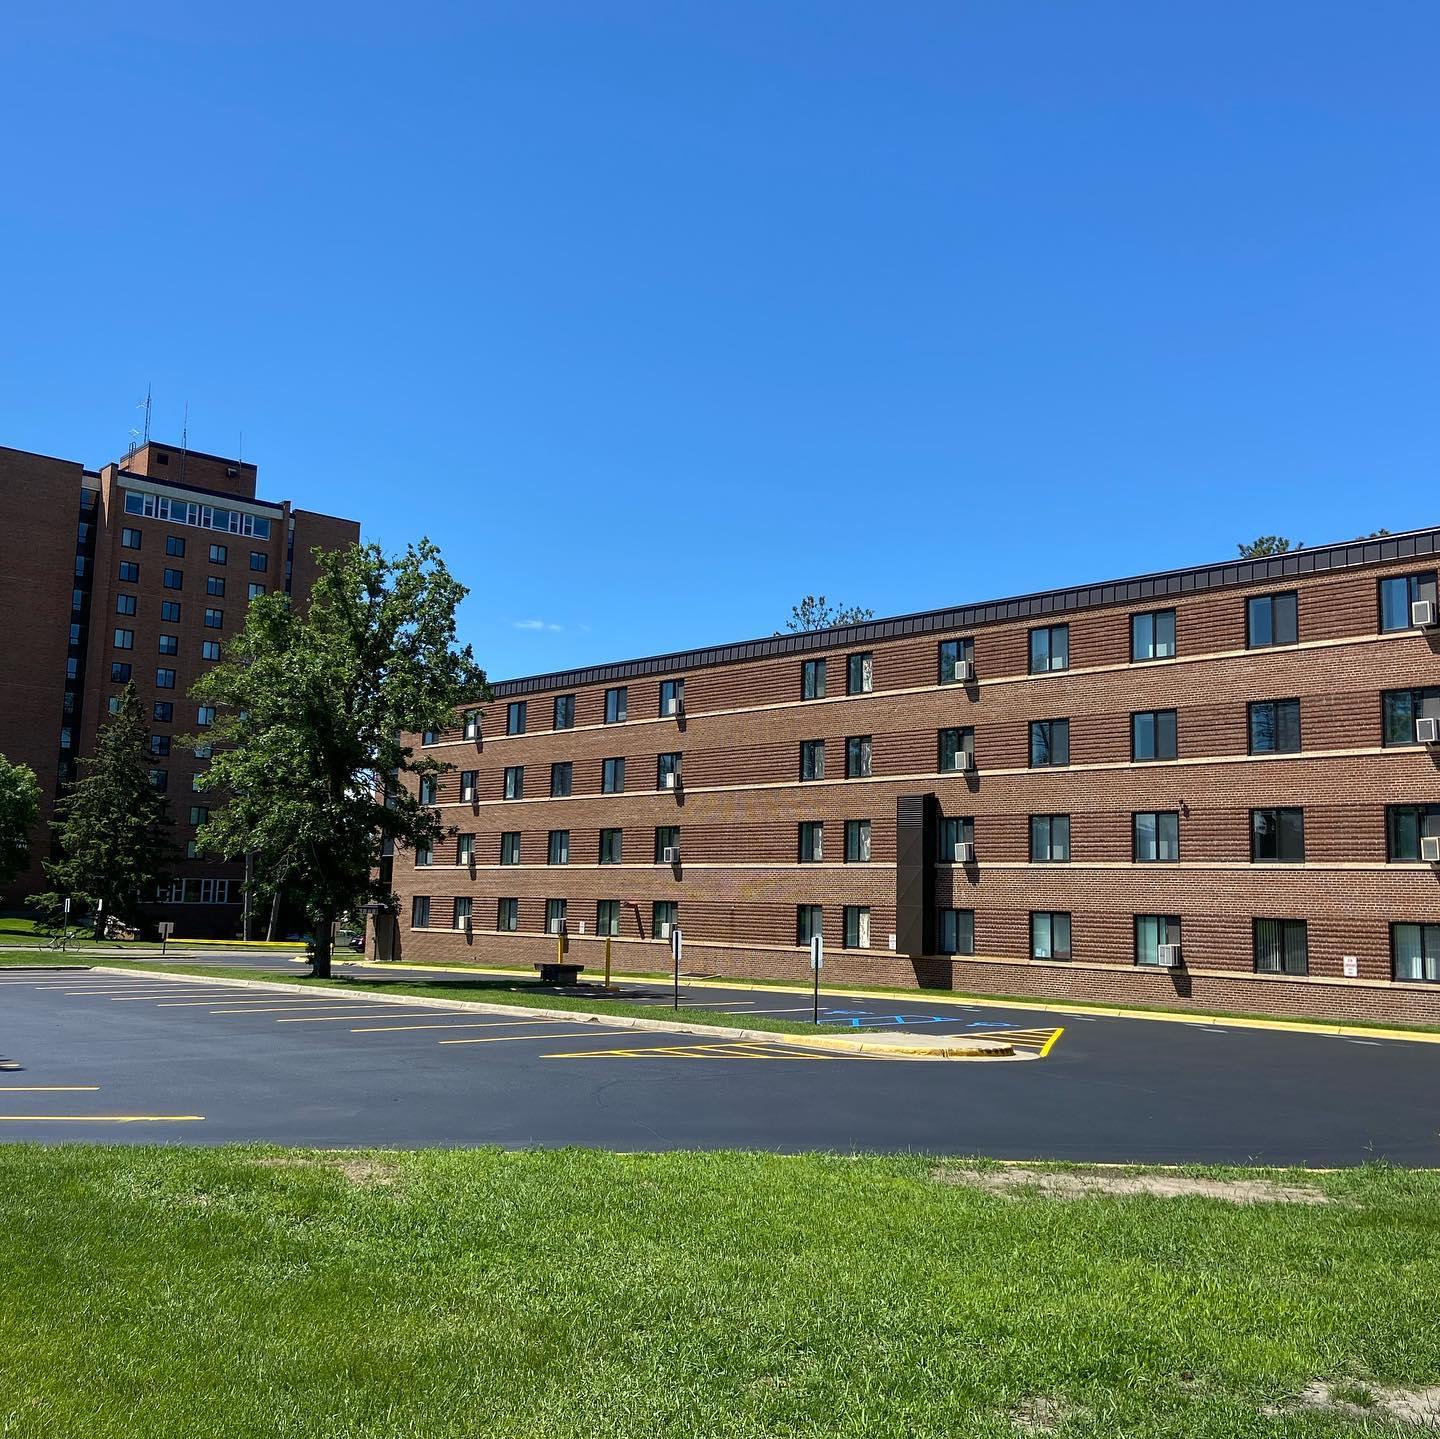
[180, 401, 189, 486]
[125, 384, 152, 466]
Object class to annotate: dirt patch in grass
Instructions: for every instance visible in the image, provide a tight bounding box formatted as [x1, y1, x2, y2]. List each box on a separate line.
[251, 1153, 399, 1189]
[1010, 1396, 1082, 1433]
[934, 1165, 1331, 1205]
[1265, 1380, 1440, 1426]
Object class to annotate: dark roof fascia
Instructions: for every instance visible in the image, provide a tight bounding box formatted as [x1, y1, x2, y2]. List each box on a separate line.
[487, 527, 1440, 700]
[115, 469, 284, 513]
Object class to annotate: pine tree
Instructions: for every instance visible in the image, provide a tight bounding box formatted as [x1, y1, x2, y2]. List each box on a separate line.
[0, 752, 41, 896]
[44, 684, 173, 937]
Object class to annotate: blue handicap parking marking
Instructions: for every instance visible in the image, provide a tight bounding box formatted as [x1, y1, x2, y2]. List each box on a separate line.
[820, 1013, 958, 1029]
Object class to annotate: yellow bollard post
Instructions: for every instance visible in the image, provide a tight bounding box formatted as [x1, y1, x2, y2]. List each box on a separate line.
[604, 934, 612, 990]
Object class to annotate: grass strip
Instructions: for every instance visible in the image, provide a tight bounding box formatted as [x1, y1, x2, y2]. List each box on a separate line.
[0, 1146, 1437, 1438]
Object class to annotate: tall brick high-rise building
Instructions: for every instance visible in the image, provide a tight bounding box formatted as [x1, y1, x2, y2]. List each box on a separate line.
[384, 529, 1440, 1027]
[0, 439, 359, 935]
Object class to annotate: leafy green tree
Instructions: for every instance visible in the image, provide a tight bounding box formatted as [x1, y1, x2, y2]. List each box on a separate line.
[43, 685, 172, 937]
[779, 596, 875, 634]
[0, 753, 41, 896]
[190, 540, 487, 977]
[1237, 536, 1302, 558]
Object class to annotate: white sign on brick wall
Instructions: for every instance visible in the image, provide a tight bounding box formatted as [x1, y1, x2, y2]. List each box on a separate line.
[1342, 955, 1358, 978]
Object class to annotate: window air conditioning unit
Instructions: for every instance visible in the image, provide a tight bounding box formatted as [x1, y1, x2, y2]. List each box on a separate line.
[461, 786, 475, 803]
[662, 771, 677, 789]
[549, 919, 564, 935]
[1422, 835, 1440, 864]
[662, 846, 680, 865]
[952, 750, 973, 772]
[659, 922, 672, 940]
[665, 696, 684, 717]
[954, 659, 974, 682]
[954, 841, 975, 863]
[1412, 599, 1437, 628]
[1417, 717, 1440, 744]
[1157, 943, 1182, 968]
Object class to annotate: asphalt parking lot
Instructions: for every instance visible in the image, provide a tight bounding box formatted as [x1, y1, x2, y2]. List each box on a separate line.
[3, 959, 1439, 1163]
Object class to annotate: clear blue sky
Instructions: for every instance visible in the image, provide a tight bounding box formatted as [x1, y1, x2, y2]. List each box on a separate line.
[4, 3, 1436, 681]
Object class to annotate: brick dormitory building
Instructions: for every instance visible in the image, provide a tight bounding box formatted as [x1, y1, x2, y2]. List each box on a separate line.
[0, 439, 358, 935]
[381, 528, 1440, 1026]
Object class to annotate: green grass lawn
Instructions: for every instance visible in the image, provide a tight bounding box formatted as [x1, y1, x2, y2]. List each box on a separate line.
[0, 1148, 1436, 1437]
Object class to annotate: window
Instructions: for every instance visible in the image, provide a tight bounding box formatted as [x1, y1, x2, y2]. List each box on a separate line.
[1030, 814, 1070, 862]
[553, 694, 575, 729]
[653, 901, 677, 940]
[154, 702, 173, 723]
[419, 775, 437, 805]
[550, 762, 572, 798]
[196, 705, 217, 728]
[204, 608, 223, 628]
[149, 769, 168, 791]
[1135, 915, 1182, 967]
[657, 752, 682, 790]
[193, 742, 212, 759]
[72, 588, 86, 613]
[604, 686, 628, 724]
[1249, 699, 1301, 755]
[655, 826, 680, 862]
[74, 557, 87, 577]
[660, 679, 684, 716]
[453, 898, 472, 931]
[115, 594, 137, 616]
[464, 710, 481, 741]
[843, 906, 871, 949]
[63, 690, 75, 715]
[1393, 923, 1440, 983]
[1387, 806, 1440, 862]
[507, 700, 527, 735]
[548, 831, 570, 865]
[602, 757, 625, 794]
[596, 900, 621, 938]
[159, 634, 178, 655]
[112, 628, 133, 650]
[166, 535, 186, 557]
[501, 831, 521, 865]
[938, 638, 973, 685]
[161, 601, 181, 622]
[796, 906, 823, 945]
[801, 659, 826, 700]
[209, 543, 228, 564]
[1131, 609, 1176, 662]
[503, 766, 524, 800]
[846, 735, 872, 779]
[844, 819, 871, 863]
[847, 652, 873, 695]
[1030, 719, 1069, 767]
[1133, 811, 1180, 862]
[189, 806, 210, 826]
[599, 829, 623, 864]
[546, 899, 567, 934]
[938, 816, 974, 862]
[1029, 624, 1069, 674]
[112, 662, 132, 683]
[1246, 591, 1298, 648]
[118, 560, 140, 583]
[248, 583, 265, 600]
[459, 770, 477, 802]
[163, 569, 184, 590]
[938, 727, 974, 773]
[798, 822, 824, 863]
[422, 729, 440, 746]
[938, 909, 975, 955]
[1251, 808, 1306, 862]
[121, 527, 141, 550]
[250, 551, 268, 572]
[497, 898, 518, 932]
[1380, 572, 1438, 632]
[415, 845, 433, 868]
[150, 735, 170, 757]
[206, 576, 225, 597]
[192, 773, 206, 792]
[800, 741, 825, 781]
[1254, 918, 1307, 975]
[1384, 688, 1440, 747]
[201, 640, 221, 661]
[1132, 710, 1178, 761]
[70, 622, 82, 647]
[411, 896, 431, 928]
[1031, 912, 1072, 960]
[186, 841, 200, 860]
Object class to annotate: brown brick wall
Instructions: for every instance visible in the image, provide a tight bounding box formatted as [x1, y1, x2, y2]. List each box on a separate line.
[387, 548, 1440, 1024]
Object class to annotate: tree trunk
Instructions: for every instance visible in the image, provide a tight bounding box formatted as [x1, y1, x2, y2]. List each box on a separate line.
[310, 908, 335, 979]
[265, 886, 282, 942]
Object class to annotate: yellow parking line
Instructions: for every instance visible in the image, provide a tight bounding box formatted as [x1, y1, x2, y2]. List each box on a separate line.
[0, 1086, 100, 1092]
[440, 1027, 636, 1046]
[1037, 1028, 1065, 1057]
[349, 1018, 571, 1034]
[0, 1114, 203, 1123]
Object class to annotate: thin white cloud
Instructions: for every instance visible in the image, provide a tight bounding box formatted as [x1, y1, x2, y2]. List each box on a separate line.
[513, 619, 564, 632]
